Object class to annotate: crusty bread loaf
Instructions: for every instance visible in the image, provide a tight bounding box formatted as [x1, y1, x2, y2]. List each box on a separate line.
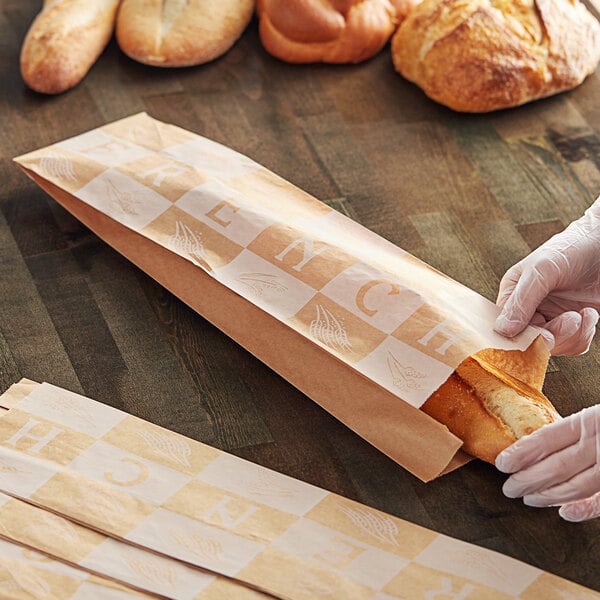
[20, 0, 120, 95]
[391, 0, 600, 112]
[422, 348, 560, 463]
[115, 0, 255, 67]
[256, 0, 419, 64]
[389, 0, 423, 21]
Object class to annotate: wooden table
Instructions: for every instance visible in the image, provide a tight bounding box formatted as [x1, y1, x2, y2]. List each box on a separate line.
[2, 0, 600, 592]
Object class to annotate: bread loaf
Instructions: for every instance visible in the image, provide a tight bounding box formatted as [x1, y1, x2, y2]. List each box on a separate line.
[115, 0, 255, 67]
[391, 0, 600, 112]
[256, 0, 419, 64]
[389, 0, 423, 21]
[422, 343, 560, 463]
[20, 0, 120, 95]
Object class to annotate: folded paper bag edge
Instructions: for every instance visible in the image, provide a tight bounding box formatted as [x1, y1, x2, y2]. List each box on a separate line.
[16, 166, 465, 482]
[0, 379, 39, 410]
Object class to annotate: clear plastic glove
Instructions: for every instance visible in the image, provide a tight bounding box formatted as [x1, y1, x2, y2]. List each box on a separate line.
[494, 198, 600, 356]
[496, 405, 600, 522]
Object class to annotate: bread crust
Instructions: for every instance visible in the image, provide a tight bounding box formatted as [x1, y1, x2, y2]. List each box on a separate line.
[20, 0, 120, 95]
[391, 0, 600, 112]
[422, 350, 560, 463]
[476, 335, 549, 391]
[256, 0, 412, 64]
[116, 0, 255, 67]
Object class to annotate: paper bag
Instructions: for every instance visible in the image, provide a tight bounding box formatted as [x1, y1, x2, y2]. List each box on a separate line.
[13, 113, 549, 481]
[1, 380, 597, 600]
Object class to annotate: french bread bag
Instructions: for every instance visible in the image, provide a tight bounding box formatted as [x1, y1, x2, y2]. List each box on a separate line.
[391, 0, 600, 112]
[422, 339, 561, 463]
[20, 0, 120, 95]
[115, 0, 254, 67]
[256, 0, 418, 64]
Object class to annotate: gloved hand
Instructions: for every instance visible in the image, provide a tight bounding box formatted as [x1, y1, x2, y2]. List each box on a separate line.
[496, 404, 600, 522]
[494, 198, 600, 356]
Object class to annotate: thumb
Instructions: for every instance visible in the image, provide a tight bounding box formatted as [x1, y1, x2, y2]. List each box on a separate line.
[495, 267, 552, 337]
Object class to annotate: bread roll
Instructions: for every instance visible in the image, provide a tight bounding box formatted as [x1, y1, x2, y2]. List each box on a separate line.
[422, 349, 560, 464]
[391, 0, 600, 112]
[256, 0, 419, 64]
[20, 0, 120, 95]
[116, 0, 254, 67]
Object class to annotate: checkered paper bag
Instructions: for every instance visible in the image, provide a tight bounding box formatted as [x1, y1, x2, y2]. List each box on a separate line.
[14, 113, 548, 481]
[0, 380, 597, 600]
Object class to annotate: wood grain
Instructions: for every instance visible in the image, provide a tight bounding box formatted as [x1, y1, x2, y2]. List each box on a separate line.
[1, 1, 600, 591]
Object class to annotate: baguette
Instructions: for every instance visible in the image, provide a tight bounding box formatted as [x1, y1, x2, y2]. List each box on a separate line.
[422, 350, 560, 464]
[391, 0, 600, 112]
[20, 0, 120, 95]
[256, 0, 417, 64]
[115, 0, 255, 67]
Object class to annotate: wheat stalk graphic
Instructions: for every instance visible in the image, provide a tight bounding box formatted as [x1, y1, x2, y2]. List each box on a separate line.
[295, 575, 336, 598]
[137, 429, 192, 468]
[0, 460, 24, 475]
[126, 554, 176, 586]
[23, 512, 80, 547]
[244, 470, 297, 500]
[168, 221, 205, 266]
[85, 487, 128, 516]
[339, 505, 400, 546]
[309, 305, 352, 351]
[387, 351, 426, 391]
[43, 396, 97, 429]
[459, 548, 514, 587]
[104, 177, 141, 216]
[1, 564, 52, 597]
[39, 151, 76, 181]
[126, 125, 154, 148]
[237, 273, 287, 297]
[550, 590, 593, 600]
[170, 530, 224, 562]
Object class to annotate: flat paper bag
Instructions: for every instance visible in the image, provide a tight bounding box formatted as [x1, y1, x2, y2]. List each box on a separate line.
[0, 380, 596, 600]
[13, 113, 548, 481]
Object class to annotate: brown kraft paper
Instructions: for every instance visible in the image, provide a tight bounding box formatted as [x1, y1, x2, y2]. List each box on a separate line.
[13, 113, 550, 481]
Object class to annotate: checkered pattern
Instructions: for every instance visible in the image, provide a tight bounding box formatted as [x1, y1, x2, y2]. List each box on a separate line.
[0, 491, 225, 599]
[0, 382, 597, 600]
[14, 113, 540, 410]
[0, 536, 148, 599]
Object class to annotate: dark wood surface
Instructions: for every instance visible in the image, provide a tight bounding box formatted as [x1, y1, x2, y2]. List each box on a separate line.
[2, 0, 600, 592]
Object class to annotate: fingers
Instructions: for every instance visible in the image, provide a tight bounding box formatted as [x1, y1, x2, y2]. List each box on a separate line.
[502, 442, 594, 499]
[498, 406, 600, 516]
[546, 308, 599, 356]
[559, 492, 600, 522]
[523, 465, 600, 507]
[495, 265, 553, 338]
[502, 432, 597, 501]
[495, 409, 591, 474]
[496, 306, 597, 355]
[530, 312, 547, 327]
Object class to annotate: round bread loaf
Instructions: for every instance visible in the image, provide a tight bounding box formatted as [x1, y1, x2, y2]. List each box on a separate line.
[391, 0, 600, 112]
[257, 0, 419, 64]
[116, 0, 255, 67]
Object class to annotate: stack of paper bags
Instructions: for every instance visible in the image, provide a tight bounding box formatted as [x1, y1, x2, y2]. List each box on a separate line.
[0, 379, 597, 599]
[14, 113, 551, 481]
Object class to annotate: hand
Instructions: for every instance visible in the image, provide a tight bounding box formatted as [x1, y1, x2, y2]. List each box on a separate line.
[496, 405, 600, 522]
[494, 198, 600, 356]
